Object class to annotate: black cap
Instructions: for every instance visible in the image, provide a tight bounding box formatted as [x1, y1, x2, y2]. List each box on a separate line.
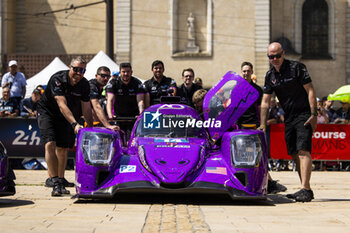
[32, 89, 42, 95]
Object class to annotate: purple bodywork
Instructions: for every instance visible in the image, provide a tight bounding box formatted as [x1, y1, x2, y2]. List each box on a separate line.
[0, 141, 16, 197]
[75, 72, 268, 200]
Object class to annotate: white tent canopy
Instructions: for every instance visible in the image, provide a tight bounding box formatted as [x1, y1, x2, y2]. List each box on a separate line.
[84, 50, 119, 81]
[24, 57, 68, 98]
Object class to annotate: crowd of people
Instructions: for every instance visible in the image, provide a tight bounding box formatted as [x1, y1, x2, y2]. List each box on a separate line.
[1, 42, 349, 202]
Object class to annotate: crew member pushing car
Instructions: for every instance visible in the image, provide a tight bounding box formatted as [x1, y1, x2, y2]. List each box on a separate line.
[37, 56, 93, 197]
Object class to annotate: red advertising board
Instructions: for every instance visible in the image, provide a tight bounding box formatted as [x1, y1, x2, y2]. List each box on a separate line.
[270, 124, 350, 160]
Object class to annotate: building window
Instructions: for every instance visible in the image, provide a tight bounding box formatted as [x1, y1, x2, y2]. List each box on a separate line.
[302, 0, 330, 58]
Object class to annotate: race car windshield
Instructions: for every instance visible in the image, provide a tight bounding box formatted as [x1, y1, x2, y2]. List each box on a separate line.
[136, 115, 205, 138]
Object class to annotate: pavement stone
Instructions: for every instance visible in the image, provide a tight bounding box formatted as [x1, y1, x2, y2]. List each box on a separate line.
[0, 170, 350, 232]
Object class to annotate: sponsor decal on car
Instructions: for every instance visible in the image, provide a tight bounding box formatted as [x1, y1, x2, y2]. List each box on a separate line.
[154, 138, 189, 143]
[119, 165, 137, 173]
[143, 106, 221, 129]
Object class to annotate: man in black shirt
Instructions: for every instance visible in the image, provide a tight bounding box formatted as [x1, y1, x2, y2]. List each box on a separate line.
[89, 66, 119, 130]
[236, 62, 263, 128]
[259, 42, 317, 202]
[177, 68, 202, 108]
[237, 61, 287, 194]
[37, 56, 93, 197]
[106, 62, 145, 136]
[144, 60, 177, 106]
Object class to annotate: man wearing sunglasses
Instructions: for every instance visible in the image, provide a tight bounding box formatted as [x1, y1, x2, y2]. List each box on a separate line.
[106, 62, 145, 138]
[37, 56, 93, 197]
[258, 42, 317, 202]
[89, 66, 119, 131]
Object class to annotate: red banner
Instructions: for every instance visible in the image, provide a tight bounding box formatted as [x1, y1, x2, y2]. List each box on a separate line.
[269, 124, 350, 160]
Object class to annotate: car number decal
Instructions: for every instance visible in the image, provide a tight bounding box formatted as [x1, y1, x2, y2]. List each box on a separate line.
[119, 165, 137, 173]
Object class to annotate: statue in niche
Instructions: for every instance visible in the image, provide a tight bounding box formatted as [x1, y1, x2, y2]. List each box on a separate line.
[185, 12, 199, 53]
[187, 12, 195, 40]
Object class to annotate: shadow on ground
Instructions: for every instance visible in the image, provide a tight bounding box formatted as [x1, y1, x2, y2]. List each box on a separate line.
[73, 193, 297, 206]
[0, 199, 34, 208]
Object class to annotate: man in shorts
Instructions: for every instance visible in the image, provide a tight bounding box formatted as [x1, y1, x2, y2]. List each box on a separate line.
[258, 42, 317, 202]
[37, 57, 93, 196]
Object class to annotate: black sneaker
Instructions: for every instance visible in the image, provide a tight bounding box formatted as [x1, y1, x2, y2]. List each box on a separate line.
[51, 178, 62, 197]
[63, 178, 74, 187]
[295, 189, 314, 202]
[287, 188, 314, 202]
[45, 177, 54, 187]
[59, 178, 71, 195]
[268, 180, 287, 194]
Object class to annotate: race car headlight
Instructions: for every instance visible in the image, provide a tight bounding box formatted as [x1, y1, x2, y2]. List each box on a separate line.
[81, 132, 115, 166]
[230, 134, 263, 167]
[138, 145, 152, 173]
[194, 146, 206, 171]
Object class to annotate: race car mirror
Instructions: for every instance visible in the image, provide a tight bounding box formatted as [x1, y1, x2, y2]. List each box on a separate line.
[203, 71, 259, 141]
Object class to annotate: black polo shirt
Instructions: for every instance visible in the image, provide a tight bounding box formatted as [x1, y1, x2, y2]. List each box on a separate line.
[177, 83, 203, 107]
[89, 79, 104, 100]
[105, 76, 145, 117]
[37, 70, 90, 120]
[236, 81, 263, 126]
[143, 76, 177, 105]
[264, 59, 312, 121]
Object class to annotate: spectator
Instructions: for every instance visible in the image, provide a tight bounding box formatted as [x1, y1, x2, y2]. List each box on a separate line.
[0, 87, 19, 117]
[192, 89, 208, 116]
[106, 62, 145, 137]
[333, 102, 350, 124]
[20, 88, 42, 117]
[1, 60, 27, 104]
[144, 60, 177, 106]
[111, 71, 119, 79]
[177, 68, 202, 107]
[89, 66, 119, 130]
[37, 56, 93, 197]
[36, 85, 45, 95]
[194, 77, 203, 87]
[267, 97, 282, 125]
[259, 42, 317, 202]
[322, 96, 335, 122]
[316, 97, 329, 123]
[251, 74, 257, 83]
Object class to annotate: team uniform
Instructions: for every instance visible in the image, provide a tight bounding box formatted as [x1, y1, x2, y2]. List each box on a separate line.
[177, 83, 202, 108]
[89, 79, 104, 100]
[143, 76, 177, 105]
[89, 78, 107, 117]
[106, 76, 145, 136]
[37, 70, 90, 148]
[264, 59, 313, 155]
[236, 81, 263, 128]
[106, 76, 145, 117]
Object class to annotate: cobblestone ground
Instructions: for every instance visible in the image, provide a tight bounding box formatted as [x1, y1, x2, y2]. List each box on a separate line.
[142, 204, 211, 233]
[1, 170, 350, 233]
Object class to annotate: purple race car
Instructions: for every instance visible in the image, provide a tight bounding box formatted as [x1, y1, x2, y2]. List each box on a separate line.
[75, 72, 268, 200]
[0, 141, 16, 197]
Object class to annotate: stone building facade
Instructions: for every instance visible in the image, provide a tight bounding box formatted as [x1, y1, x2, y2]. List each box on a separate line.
[0, 0, 349, 98]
